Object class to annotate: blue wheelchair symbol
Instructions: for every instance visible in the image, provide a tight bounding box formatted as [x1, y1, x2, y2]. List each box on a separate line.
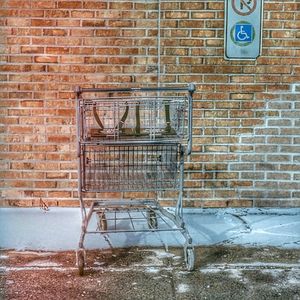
[235, 24, 253, 42]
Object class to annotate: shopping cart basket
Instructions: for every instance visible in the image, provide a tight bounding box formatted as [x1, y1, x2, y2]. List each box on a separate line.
[75, 84, 195, 275]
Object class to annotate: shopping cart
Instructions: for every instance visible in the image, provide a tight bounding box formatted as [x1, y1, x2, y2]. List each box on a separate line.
[75, 84, 195, 275]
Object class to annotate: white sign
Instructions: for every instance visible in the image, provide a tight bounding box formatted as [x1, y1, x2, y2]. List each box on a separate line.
[225, 0, 264, 60]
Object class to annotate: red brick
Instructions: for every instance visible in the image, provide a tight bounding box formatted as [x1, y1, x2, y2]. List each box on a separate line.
[57, 20, 80, 27]
[207, 2, 224, 10]
[56, 38, 82, 46]
[45, 10, 69, 18]
[32, 37, 56, 45]
[47, 136, 70, 143]
[270, 12, 295, 20]
[8, 126, 32, 134]
[31, 19, 56, 27]
[57, 1, 82, 9]
[21, 46, 44, 54]
[60, 56, 84, 64]
[108, 57, 133, 65]
[30, 1, 56, 9]
[82, 20, 105, 27]
[46, 47, 69, 54]
[12, 28, 43, 36]
[70, 29, 94, 37]
[19, 10, 44, 17]
[7, 0, 30, 7]
[95, 29, 121, 37]
[34, 56, 58, 63]
[43, 29, 67, 36]
[83, 1, 107, 9]
[71, 11, 95, 18]
[57, 200, 79, 207]
[181, 2, 204, 10]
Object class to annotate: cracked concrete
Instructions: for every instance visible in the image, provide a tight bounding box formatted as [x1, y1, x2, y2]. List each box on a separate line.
[1, 246, 300, 299]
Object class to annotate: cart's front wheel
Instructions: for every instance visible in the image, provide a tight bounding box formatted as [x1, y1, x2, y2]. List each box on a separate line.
[184, 247, 195, 271]
[76, 249, 85, 276]
[147, 210, 158, 229]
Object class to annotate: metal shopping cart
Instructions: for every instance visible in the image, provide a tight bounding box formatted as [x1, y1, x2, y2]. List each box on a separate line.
[75, 84, 195, 275]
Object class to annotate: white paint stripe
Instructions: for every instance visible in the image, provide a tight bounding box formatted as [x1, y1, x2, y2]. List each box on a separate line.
[0, 265, 174, 273]
[2, 262, 299, 273]
[200, 262, 300, 272]
[0, 266, 77, 272]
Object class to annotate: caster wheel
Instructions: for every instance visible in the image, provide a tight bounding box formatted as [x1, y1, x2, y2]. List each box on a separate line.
[76, 249, 85, 276]
[97, 211, 107, 231]
[147, 210, 158, 229]
[184, 247, 195, 271]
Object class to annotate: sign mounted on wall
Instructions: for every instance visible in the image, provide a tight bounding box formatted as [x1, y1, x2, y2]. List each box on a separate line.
[225, 0, 264, 60]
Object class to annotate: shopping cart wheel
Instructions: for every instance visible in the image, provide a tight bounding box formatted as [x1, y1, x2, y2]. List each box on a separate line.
[76, 249, 85, 276]
[147, 210, 158, 229]
[97, 211, 107, 231]
[184, 246, 195, 271]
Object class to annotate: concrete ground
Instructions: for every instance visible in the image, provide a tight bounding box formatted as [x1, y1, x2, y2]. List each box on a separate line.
[0, 246, 300, 299]
[0, 207, 300, 299]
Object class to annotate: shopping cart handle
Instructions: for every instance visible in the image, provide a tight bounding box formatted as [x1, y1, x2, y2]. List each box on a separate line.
[74, 84, 196, 94]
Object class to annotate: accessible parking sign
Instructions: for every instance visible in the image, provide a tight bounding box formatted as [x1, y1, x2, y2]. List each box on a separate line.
[225, 0, 263, 60]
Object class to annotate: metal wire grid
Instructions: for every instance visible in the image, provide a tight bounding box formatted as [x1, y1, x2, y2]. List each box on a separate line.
[81, 143, 180, 192]
[80, 96, 187, 141]
[95, 207, 179, 233]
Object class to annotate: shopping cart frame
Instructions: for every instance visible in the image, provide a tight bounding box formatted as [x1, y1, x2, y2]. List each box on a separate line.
[75, 84, 195, 275]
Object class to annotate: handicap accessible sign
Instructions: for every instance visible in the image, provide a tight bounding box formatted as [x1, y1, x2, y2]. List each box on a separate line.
[225, 0, 263, 59]
[235, 23, 253, 43]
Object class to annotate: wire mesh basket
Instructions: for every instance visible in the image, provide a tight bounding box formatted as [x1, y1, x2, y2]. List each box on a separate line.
[80, 142, 180, 192]
[78, 96, 188, 142]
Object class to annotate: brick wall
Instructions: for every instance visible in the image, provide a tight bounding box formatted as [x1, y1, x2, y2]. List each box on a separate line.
[0, 1, 299, 207]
